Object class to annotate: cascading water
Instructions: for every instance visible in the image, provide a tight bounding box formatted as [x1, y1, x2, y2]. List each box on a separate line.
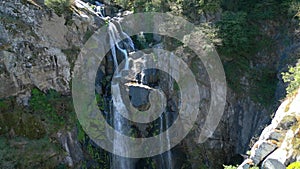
[111, 83, 134, 169]
[158, 112, 173, 169]
[108, 22, 130, 75]
[98, 15, 174, 169]
[75, 1, 178, 168]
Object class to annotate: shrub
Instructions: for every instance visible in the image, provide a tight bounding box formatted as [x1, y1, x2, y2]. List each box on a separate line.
[30, 88, 68, 127]
[217, 11, 259, 59]
[287, 161, 300, 169]
[223, 165, 259, 169]
[223, 165, 237, 169]
[282, 60, 300, 96]
[45, 0, 74, 16]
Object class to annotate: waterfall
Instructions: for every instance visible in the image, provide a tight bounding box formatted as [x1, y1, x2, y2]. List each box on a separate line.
[76, 1, 175, 168]
[108, 21, 133, 75]
[103, 16, 174, 169]
[158, 114, 173, 169]
[111, 83, 134, 169]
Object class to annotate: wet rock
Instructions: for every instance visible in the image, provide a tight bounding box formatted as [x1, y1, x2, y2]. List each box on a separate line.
[128, 84, 151, 110]
[142, 69, 158, 86]
[57, 128, 84, 167]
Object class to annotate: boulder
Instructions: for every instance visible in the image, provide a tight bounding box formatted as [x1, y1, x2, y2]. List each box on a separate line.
[250, 141, 277, 164]
[262, 158, 285, 169]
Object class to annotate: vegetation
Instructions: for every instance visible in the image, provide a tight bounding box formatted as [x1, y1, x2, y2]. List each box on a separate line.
[216, 11, 259, 59]
[287, 162, 300, 169]
[1, 0, 300, 168]
[29, 88, 75, 129]
[0, 136, 62, 168]
[107, 0, 300, 105]
[45, 0, 74, 25]
[0, 89, 77, 168]
[282, 60, 300, 96]
[223, 165, 238, 169]
[45, 0, 74, 16]
[223, 165, 259, 169]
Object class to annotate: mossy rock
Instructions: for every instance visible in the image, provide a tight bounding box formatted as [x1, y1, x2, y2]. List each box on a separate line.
[277, 115, 298, 130]
[0, 98, 14, 113]
[0, 112, 46, 139]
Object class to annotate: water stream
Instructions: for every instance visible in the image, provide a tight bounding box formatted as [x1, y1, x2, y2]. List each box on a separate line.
[93, 9, 174, 168]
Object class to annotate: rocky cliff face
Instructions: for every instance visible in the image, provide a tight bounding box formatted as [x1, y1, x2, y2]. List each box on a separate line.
[0, 0, 102, 104]
[238, 88, 300, 169]
[0, 0, 103, 168]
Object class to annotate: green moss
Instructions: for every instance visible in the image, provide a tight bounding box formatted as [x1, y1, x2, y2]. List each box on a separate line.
[62, 46, 80, 71]
[83, 29, 95, 43]
[76, 121, 85, 142]
[96, 93, 105, 111]
[0, 98, 12, 113]
[0, 136, 62, 169]
[223, 165, 238, 169]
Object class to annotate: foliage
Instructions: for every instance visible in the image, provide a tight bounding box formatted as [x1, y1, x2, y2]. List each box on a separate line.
[216, 11, 259, 59]
[0, 136, 62, 168]
[223, 165, 238, 169]
[62, 46, 81, 70]
[0, 89, 80, 168]
[76, 101, 110, 168]
[223, 165, 259, 169]
[250, 68, 277, 105]
[198, 0, 221, 13]
[134, 0, 169, 12]
[0, 97, 13, 113]
[287, 162, 300, 169]
[282, 60, 300, 96]
[0, 111, 46, 139]
[113, 0, 134, 10]
[282, 0, 300, 19]
[29, 88, 75, 130]
[45, 0, 74, 21]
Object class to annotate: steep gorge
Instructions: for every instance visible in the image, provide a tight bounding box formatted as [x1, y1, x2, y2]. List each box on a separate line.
[0, 0, 299, 169]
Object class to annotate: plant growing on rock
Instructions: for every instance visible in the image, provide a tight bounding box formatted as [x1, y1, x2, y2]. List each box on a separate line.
[287, 161, 300, 169]
[45, 0, 74, 16]
[223, 165, 259, 169]
[282, 60, 300, 96]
